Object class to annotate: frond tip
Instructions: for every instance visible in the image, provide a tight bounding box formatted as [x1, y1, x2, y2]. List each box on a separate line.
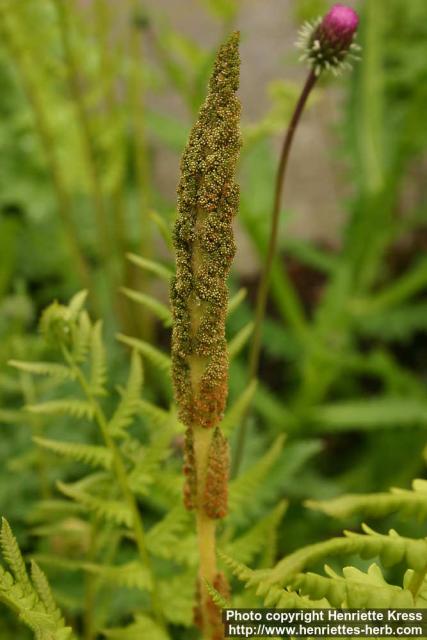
[0, 518, 73, 639]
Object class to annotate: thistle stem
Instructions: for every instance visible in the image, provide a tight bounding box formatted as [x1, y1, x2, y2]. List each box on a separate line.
[233, 69, 317, 475]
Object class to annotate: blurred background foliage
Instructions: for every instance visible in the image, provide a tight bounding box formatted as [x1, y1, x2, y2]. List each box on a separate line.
[1, 0, 427, 637]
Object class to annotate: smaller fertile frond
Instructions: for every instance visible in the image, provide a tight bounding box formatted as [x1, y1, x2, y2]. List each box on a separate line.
[108, 351, 143, 437]
[306, 479, 427, 521]
[8, 361, 74, 381]
[33, 437, 112, 470]
[221, 380, 257, 436]
[121, 288, 173, 327]
[89, 320, 107, 396]
[26, 399, 94, 420]
[117, 334, 171, 374]
[228, 322, 254, 360]
[126, 253, 174, 282]
[203, 428, 229, 518]
[57, 482, 132, 527]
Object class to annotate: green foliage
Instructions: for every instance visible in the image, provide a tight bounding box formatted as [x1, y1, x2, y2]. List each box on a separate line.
[1, 0, 427, 637]
[0, 518, 73, 639]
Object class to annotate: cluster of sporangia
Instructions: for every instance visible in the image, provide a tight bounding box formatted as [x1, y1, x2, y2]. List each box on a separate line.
[170, 31, 241, 636]
[171, 30, 240, 518]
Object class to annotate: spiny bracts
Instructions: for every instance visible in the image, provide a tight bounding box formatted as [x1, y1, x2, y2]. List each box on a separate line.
[297, 4, 360, 76]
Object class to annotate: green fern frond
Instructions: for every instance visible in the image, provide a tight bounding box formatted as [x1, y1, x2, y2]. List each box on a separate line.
[204, 578, 230, 609]
[306, 479, 427, 521]
[146, 507, 190, 559]
[264, 584, 331, 608]
[103, 614, 169, 640]
[138, 400, 177, 431]
[294, 563, 414, 608]
[56, 482, 132, 527]
[121, 288, 173, 327]
[30, 561, 63, 622]
[89, 320, 107, 396]
[68, 290, 88, 316]
[83, 560, 151, 591]
[26, 399, 94, 420]
[108, 351, 143, 437]
[219, 552, 256, 584]
[8, 361, 74, 381]
[149, 210, 173, 251]
[128, 434, 177, 498]
[126, 253, 174, 282]
[228, 322, 254, 360]
[0, 409, 24, 424]
[310, 397, 427, 431]
[1, 518, 33, 595]
[33, 437, 112, 470]
[72, 310, 91, 363]
[228, 288, 247, 316]
[34, 555, 150, 591]
[0, 520, 73, 640]
[117, 334, 171, 374]
[251, 525, 427, 599]
[159, 571, 198, 626]
[221, 380, 257, 436]
[223, 501, 287, 565]
[229, 436, 285, 518]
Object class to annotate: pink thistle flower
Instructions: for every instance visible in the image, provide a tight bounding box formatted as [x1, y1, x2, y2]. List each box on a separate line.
[297, 3, 361, 76]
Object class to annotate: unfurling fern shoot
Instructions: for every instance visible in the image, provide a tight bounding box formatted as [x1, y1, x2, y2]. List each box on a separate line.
[170, 32, 241, 639]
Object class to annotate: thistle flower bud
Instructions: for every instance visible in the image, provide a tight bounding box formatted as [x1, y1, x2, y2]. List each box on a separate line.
[297, 3, 360, 76]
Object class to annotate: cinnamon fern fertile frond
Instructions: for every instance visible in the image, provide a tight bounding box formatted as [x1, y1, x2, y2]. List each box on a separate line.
[170, 31, 241, 639]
